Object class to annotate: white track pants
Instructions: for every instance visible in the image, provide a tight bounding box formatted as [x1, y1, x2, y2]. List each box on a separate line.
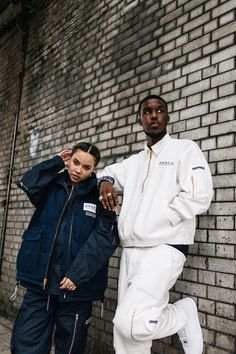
[113, 244, 187, 354]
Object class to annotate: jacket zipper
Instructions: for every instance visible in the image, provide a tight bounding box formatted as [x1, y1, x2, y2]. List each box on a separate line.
[67, 198, 77, 271]
[68, 313, 79, 354]
[43, 185, 75, 289]
[141, 149, 152, 193]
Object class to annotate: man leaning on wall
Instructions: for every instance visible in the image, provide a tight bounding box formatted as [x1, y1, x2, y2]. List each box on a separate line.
[98, 94, 213, 354]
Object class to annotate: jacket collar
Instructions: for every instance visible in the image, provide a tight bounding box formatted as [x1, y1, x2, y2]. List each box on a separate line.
[56, 171, 97, 195]
[144, 133, 171, 156]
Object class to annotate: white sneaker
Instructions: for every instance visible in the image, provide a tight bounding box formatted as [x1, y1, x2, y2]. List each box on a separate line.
[175, 297, 203, 354]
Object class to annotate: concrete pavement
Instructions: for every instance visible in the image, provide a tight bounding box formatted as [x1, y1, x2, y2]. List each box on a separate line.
[0, 316, 12, 354]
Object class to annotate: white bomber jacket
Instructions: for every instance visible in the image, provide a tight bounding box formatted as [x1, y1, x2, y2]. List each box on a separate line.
[99, 134, 213, 247]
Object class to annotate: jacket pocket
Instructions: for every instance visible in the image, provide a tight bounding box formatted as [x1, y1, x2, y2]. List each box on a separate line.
[17, 227, 43, 275]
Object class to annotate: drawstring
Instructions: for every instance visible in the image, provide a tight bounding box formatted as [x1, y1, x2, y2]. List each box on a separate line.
[46, 294, 51, 311]
[9, 282, 19, 302]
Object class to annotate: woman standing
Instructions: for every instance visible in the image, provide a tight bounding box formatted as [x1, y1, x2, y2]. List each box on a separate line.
[11, 142, 119, 354]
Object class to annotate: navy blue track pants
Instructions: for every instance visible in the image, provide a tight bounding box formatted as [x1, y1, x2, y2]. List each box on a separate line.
[11, 290, 92, 354]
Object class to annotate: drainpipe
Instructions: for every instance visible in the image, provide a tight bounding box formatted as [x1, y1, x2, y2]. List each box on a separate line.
[0, 10, 29, 278]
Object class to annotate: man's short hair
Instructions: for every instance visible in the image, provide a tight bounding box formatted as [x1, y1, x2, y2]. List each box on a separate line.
[138, 95, 168, 115]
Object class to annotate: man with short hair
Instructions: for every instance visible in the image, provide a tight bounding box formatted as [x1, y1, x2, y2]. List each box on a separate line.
[98, 94, 213, 354]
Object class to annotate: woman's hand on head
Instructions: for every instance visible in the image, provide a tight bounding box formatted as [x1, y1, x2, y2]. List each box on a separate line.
[57, 150, 72, 165]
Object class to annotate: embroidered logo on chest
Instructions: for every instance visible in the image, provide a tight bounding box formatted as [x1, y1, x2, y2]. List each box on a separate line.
[159, 161, 174, 167]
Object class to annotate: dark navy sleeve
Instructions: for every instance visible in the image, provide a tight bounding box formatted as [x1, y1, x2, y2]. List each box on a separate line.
[17, 155, 65, 206]
[65, 207, 119, 287]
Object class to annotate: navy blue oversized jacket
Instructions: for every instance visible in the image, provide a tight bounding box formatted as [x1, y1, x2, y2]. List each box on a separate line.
[16, 155, 119, 302]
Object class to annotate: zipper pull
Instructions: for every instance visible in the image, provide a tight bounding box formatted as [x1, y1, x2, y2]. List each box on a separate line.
[43, 278, 48, 289]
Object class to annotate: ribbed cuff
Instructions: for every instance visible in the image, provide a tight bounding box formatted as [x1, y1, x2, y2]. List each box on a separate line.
[97, 176, 115, 186]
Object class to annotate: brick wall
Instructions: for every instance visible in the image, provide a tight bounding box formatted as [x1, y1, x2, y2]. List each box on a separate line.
[0, 0, 235, 353]
[0, 1, 24, 317]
